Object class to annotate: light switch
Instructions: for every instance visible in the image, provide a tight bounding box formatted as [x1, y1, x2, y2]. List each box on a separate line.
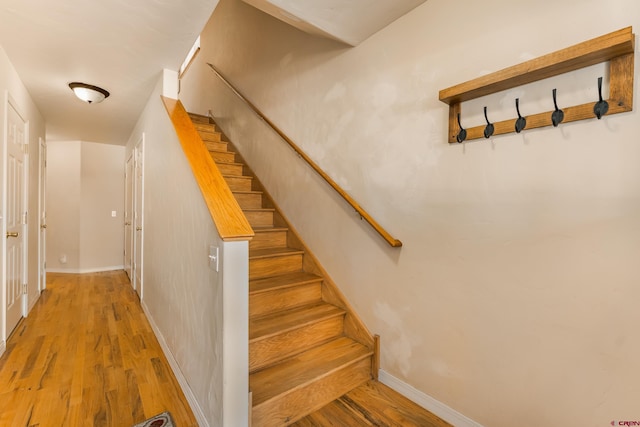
[209, 245, 219, 272]
[111, 211, 117, 217]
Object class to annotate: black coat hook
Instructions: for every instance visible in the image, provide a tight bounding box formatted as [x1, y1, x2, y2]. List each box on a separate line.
[456, 112, 467, 143]
[551, 88, 564, 127]
[594, 76, 609, 119]
[515, 98, 526, 133]
[483, 106, 494, 138]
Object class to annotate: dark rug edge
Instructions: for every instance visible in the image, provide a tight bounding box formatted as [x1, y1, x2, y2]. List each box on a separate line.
[132, 411, 176, 427]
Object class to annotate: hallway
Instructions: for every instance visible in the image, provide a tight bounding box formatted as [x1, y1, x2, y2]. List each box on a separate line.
[0, 271, 197, 426]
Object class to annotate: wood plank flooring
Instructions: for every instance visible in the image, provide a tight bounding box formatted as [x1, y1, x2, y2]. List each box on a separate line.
[291, 380, 453, 427]
[0, 271, 197, 427]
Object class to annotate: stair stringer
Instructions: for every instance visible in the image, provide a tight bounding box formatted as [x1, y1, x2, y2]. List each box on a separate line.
[223, 137, 377, 359]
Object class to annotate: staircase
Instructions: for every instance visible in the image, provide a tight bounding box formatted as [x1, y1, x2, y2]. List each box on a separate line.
[185, 112, 453, 427]
[188, 113, 376, 426]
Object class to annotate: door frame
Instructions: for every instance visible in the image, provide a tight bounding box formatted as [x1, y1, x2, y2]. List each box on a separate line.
[37, 137, 46, 293]
[124, 151, 134, 281]
[133, 134, 144, 299]
[1, 90, 6, 345]
[2, 93, 29, 341]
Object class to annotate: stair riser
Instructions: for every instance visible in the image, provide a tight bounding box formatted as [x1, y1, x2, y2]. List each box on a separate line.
[205, 141, 227, 152]
[210, 151, 235, 163]
[235, 193, 263, 209]
[251, 357, 372, 427]
[245, 211, 274, 228]
[191, 118, 221, 133]
[194, 123, 215, 130]
[250, 282, 322, 317]
[199, 131, 222, 142]
[250, 254, 302, 279]
[224, 176, 252, 192]
[250, 316, 344, 373]
[189, 116, 210, 124]
[250, 231, 287, 251]
[217, 163, 243, 176]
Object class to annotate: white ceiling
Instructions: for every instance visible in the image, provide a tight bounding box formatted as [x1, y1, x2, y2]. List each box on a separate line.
[0, 0, 426, 144]
[242, 0, 426, 46]
[0, 0, 218, 144]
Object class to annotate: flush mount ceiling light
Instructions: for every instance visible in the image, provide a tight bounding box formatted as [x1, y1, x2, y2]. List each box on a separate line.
[68, 82, 110, 104]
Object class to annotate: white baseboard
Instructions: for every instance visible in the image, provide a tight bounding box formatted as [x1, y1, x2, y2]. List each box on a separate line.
[141, 300, 210, 427]
[27, 290, 40, 313]
[47, 265, 124, 274]
[0, 340, 5, 358]
[378, 370, 484, 427]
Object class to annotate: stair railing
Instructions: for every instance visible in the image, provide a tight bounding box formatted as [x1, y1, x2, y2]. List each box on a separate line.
[162, 95, 254, 242]
[207, 63, 402, 248]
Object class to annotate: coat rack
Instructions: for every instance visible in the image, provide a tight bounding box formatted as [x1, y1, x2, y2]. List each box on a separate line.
[439, 27, 635, 143]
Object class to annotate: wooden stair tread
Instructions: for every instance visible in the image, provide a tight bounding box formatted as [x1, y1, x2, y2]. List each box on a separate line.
[243, 208, 275, 213]
[209, 151, 236, 164]
[194, 123, 215, 129]
[200, 134, 223, 142]
[223, 174, 252, 181]
[232, 190, 264, 197]
[250, 337, 372, 407]
[208, 148, 235, 155]
[188, 113, 209, 122]
[195, 128, 216, 134]
[249, 302, 345, 340]
[250, 271, 321, 295]
[252, 226, 287, 233]
[216, 161, 244, 167]
[291, 380, 454, 427]
[249, 247, 303, 259]
[204, 140, 228, 148]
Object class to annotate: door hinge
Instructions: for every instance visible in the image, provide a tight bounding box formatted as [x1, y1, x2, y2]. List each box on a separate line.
[22, 283, 27, 295]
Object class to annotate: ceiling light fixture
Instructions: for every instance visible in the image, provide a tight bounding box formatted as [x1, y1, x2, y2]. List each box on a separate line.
[69, 82, 110, 104]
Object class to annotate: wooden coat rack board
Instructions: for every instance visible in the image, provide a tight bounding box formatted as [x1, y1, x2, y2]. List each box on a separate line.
[439, 27, 635, 143]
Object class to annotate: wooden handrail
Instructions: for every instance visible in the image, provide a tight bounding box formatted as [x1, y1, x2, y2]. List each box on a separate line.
[162, 95, 254, 242]
[206, 63, 402, 248]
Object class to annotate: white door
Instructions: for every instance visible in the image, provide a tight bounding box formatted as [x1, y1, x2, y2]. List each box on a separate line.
[124, 152, 134, 281]
[38, 138, 46, 293]
[133, 137, 144, 299]
[5, 101, 27, 336]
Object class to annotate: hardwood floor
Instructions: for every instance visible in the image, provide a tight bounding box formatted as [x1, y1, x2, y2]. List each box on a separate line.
[0, 271, 197, 427]
[292, 380, 453, 427]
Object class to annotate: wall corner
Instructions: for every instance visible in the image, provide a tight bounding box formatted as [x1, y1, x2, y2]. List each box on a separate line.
[162, 69, 179, 99]
[221, 239, 250, 427]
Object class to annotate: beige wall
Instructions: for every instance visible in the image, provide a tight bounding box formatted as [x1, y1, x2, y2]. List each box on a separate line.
[0, 45, 46, 342]
[46, 141, 81, 270]
[126, 75, 226, 426]
[46, 140, 124, 272]
[180, 0, 640, 426]
[79, 142, 125, 269]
